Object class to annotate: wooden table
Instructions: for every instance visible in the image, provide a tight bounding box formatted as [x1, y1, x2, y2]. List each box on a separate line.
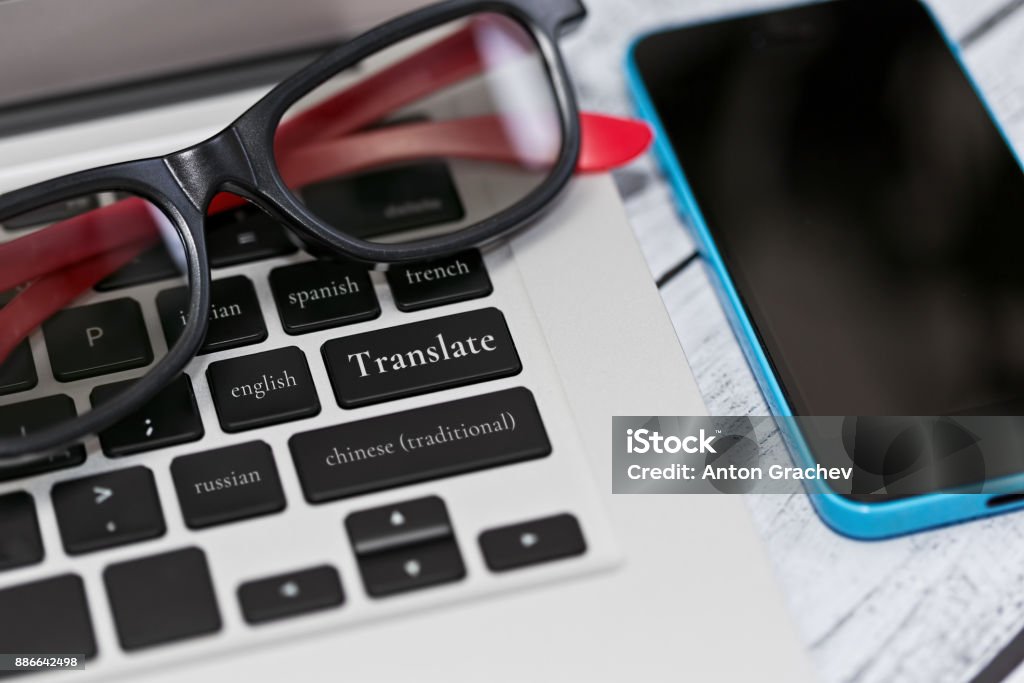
[562, 1, 1024, 681]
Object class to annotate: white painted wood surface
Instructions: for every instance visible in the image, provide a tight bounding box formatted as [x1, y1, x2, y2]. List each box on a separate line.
[562, 2, 1024, 681]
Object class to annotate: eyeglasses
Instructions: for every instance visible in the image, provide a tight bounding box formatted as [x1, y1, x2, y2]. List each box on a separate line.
[0, 0, 651, 462]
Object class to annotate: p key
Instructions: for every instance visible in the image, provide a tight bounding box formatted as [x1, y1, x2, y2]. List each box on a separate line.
[42, 298, 153, 382]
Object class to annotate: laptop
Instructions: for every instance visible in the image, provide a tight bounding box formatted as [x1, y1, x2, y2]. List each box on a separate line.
[0, 1, 812, 680]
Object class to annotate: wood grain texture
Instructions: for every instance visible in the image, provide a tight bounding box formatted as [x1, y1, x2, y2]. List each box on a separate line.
[563, 2, 1024, 681]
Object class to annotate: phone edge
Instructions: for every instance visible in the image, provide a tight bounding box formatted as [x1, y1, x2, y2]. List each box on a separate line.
[622, 2, 1024, 540]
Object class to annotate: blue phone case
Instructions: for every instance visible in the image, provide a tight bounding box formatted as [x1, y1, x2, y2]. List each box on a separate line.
[624, 1, 1024, 539]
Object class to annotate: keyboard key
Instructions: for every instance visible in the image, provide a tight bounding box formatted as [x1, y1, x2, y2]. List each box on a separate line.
[171, 441, 285, 529]
[206, 206, 298, 268]
[0, 339, 37, 396]
[346, 496, 464, 598]
[104, 547, 221, 651]
[1, 195, 99, 231]
[269, 260, 380, 335]
[290, 387, 549, 503]
[479, 514, 586, 572]
[0, 575, 97, 661]
[52, 467, 165, 555]
[207, 346, 320, 433]
[0, 291, 38, 396]
[0, 492, 44, 571]
[91, 375, 204, 457]
[238, 565, 344, 625]
[321, 307, 520, 409]
[346, 496, 452, 556]
[302, 161, 464, 240]
[157, 275, 268, 355]
[42, 298, 153, 382]
[357, 540, 465, 598]
[95, 244, 181, 291]
[386, 250, 492, 312]
[0, 395, 86, 482]
[0, 448, 85, 484]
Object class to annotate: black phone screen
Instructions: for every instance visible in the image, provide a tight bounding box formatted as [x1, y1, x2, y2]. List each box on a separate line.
[633, 0, 1024, 419]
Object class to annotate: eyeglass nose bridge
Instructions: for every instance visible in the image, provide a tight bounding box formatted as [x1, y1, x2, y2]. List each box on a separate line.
[164, 128, 257, 212]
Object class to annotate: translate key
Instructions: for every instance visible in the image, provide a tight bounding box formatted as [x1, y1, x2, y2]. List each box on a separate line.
[321, 307, 521, 409]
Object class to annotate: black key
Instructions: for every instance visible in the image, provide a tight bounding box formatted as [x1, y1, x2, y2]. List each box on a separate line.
[104, 547, 221, 651]
[1, 195, 99, 231]
[0, 575, 97, 661]
[91, 375, 204, 457]
[238, 565, 344, 625]
[346, 496, 464, 598]
[0, 292, 38, 396]
[206, 206, 297, 268]
[0, 339, 37, 396]
[357, 540, 465, 598]
[42, 298, 153, 382]
[269, 260, 380, 335]
[479, 514, 586, 572]
[52, 467, 165, 555]
[207, 346, 320, 433]
[386, 250, 492, 312]
[157, 275, 267, 354]
[95, 244, 181, 291]
[171, 441, 285, 529]
[302, 161, 464, 240]
[0, 492, 44, 571]
[0, 395, 86, 482]
[346, 496, 453, 556]
[0, 447, 85, 483]
[290, 387, 549, 503]
[321, 307, 520, 409]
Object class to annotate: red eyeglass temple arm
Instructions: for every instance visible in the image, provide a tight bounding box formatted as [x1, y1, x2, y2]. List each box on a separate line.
[273, 14, 533, 153]
[0, 112, 651, 294]
[0, 246, 145, 366]
[0, 111, 651, 364]
[277, 113, 651, 200]
[0, 13, 655, 364]
[1, 13, 548, 284]
[212, 13, 539, 215]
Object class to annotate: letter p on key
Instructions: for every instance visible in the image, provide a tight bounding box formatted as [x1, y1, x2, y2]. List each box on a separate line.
[86, 326, 104, 348]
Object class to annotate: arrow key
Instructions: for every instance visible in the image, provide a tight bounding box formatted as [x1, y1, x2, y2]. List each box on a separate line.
[238, 565, 344, 624]
[357, 540, 465, 598]
[345, 496, 452, 557]
[52, 467, 165, 555]
[478, 514, 586, 573]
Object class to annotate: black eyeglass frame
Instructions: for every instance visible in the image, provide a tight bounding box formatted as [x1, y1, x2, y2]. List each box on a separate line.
[0, 0, 586, 461]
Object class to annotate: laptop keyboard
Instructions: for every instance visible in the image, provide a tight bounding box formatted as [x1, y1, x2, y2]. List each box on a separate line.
[0, 186, 611, 675]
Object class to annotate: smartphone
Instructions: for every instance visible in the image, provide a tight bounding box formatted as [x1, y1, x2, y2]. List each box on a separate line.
[626, 0, 1024, 538]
